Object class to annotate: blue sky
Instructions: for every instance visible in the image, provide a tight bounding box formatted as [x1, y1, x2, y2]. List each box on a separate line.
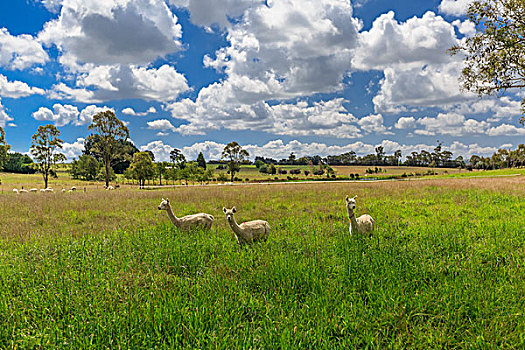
[0, 0, 523, 161]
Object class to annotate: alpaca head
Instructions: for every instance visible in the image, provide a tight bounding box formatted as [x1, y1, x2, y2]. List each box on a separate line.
[346, 195, 357, 211]
[158, 198, 170, 210]
[223, 207, 236, 222]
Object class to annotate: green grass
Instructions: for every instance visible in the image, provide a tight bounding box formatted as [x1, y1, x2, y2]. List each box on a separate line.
[0, 179, 524, 348]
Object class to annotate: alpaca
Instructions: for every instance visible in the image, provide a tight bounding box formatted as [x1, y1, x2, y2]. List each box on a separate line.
[158, 198, 214, 231]
[345, 195, 374, 235]
[223, 207, 270, 246]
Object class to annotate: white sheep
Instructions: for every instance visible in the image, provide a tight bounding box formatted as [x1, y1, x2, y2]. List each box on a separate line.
[13, 189, 19, 194]
[29, 188, 38, 193]
[19, 189, 28, 193]
[345, 195, 374, 236]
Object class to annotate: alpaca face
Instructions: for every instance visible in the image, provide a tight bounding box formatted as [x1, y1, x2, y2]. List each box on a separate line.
[346, 195, 357, 210]
[158, 198, 170, 210]
[223, 207, 236, 222]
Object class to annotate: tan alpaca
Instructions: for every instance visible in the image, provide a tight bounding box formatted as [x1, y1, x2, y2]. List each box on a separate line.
[223, 207, 270, 245]
[158, 198, 214, 231]
[345, 195, 374, 235]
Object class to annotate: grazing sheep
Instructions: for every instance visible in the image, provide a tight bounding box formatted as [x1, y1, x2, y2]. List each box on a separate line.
[105, 185, 114, 191]
[19, 189, 28, 193]
[71, 186, 77, 191]
[44, 188, 54, 192]
[223, 207, 270, 246]
[62, 189, 66, 193]
[40, 189, 46, 192]
[13, 189, 19, 194]
[68, 189, 73, 193]
[29, 188, 38, 193]
[345, 195, 374, 236]
[158, 198, 214, 231]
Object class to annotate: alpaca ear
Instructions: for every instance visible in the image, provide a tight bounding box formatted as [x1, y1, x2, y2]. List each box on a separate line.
[232, 207, 236, 213]
[345, 195, 349, 202]
[223, 207, 227, 213]
[166, 198, 170, 203]
[353, 195, 357, 200]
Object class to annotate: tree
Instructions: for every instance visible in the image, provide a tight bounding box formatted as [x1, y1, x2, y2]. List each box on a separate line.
[170, 148, 186, 169]
[394, 150, 402, 166]
[69, 155, 100, 181]
[375, 146, 385, 165]
[221, 141, 249, 182]
[156, 162, 169, 185]
[83, 136, 138, 174]
[128, 152, 155, 189]
[0, 127, 10, 172]
[449, 0, 525, 125]
[30, 124, 66, 188]
[197, 152, 207, 169]
[86, 111, 130, 187]
[3, 152, 35, 174]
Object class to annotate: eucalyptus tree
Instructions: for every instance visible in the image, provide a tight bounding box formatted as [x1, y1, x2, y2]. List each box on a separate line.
[30, 124, 66, 188]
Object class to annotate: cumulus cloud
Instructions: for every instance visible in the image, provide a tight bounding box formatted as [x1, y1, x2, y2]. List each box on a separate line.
[31, 104, 113, 126]
[415, 112, 489, 136]
[167, 97, 362, 138]
[169, 0, 257, 29]
[486, 124, 525, 136]
[395, 116, 416, 129]
[147, 119, 176, 132]
[357, 114, 392, 134]
[39, 0, 182, 68]
[140, 138, 503, 162]
[122, 106, 156, 116]
[0, 99, 13, 127]
[438, 0, 473, 16]
[39, 0, 189, 102]
[61, 137, 85, 160]
[0, 74, 45, 98]
[0, 28, 49, 70]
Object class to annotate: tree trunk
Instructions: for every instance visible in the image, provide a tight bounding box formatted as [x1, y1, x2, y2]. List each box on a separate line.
[105, 161, 110, 188]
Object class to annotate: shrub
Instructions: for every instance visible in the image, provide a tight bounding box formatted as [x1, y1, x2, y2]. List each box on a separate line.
[289, 168, 301, 175]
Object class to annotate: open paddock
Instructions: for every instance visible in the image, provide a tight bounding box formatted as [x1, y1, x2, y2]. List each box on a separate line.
[0, 175, 524, 348]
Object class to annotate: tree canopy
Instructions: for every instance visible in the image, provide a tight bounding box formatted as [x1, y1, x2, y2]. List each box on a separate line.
[221, 141, 249, 182]
[128, 152, 155, 189]
[449, 0, 525, 124]
[87, 110, 130, 187]
[30, 124, 66, 188]
[0, 126, 10, 172]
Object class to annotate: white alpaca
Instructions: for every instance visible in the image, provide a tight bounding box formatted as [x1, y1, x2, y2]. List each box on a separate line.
[345, 195, 374, 235]
[13, 189, 19, 194]
[158, 198, 214, 231]
[29, 188, 38, 193]
[223, 207, 270, 246]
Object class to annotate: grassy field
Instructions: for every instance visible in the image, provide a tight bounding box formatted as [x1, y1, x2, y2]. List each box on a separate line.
[0, 173, 524, 348]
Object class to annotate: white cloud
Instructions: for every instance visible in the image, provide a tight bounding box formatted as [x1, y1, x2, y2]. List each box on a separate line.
[39, 0, 182, 68]
[415, 112, 489, 136]
[395, 116, 416, 129]
[169, 0, 256, 29]
[31, 104, 113, 126]
[147, 119, 176, 132]
[452, 19, 476, 37]
[0, 99, 13, 127]
[486, 124, 525, 136]
[140, 138, 503, 163]
[357, 114, 392, 134]
[167, 97, 362, 138]
[438, 0, 473, 16]
[0, 74, 45, 98]
[353, 11, 459, 71]
[122, 106, 157, 116]
[41, 0, 63, 13]
[61, 137, 85, 160]
[0, 28, 49, 70]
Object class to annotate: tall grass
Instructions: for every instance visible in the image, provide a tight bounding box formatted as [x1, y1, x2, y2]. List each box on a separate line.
[0, 177, 524, 348]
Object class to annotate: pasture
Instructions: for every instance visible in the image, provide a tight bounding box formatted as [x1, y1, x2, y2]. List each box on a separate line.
[0, 174, 524, 348]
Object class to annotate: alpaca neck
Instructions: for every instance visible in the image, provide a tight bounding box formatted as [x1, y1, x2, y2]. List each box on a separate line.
[347, 207, 359, 234]
[228, 216, 248, 240]
[166, 205, 181, 227]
